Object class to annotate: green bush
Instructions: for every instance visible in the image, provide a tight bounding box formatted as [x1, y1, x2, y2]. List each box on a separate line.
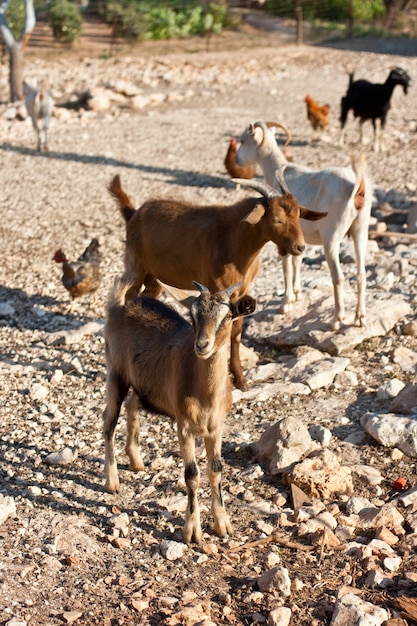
[48, 0, 82, 44]
[143, 2, 230, 40]
[103, 1, 232, 42]
[105, 0, 145, 41]
[5, 0, 25, 39]
[264, 0, 385, 22]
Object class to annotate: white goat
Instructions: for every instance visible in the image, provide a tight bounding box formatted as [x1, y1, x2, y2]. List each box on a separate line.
[23, 80, 54, 152]
[236, 120, 373, 329]
[103, 277, 256, 543]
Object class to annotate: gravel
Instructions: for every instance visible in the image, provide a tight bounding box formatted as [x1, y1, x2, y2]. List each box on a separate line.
[0, 28, 417, 626]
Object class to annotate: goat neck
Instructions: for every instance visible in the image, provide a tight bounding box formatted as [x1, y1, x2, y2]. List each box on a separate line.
[186, 342, 232, 422]
[254, 121, 288, 186]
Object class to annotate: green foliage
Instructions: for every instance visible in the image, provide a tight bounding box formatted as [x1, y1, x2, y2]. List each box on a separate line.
[352, 0, 385, 20]
[48, 0, 82, 44]
[105, 0, 145, 41]
[5, 0, 25, 39]
[103, 0, 232, 42]
[264, 0, 385, 22]
[144, 2, 230, 39]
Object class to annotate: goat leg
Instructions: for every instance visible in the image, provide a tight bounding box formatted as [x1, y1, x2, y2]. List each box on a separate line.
[350, 217, 369, 327]
[324, 242, 345, 331]
[279, 254, 296, 314]
[103, 374, 128, 493]
[125, 392, 145, 472]
[178, 429, 202, 543]
[230, 318, 247, 391]
[205, 434, 232, 538]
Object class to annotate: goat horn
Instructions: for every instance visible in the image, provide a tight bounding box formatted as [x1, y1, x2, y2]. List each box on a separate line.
[265, 121, 291, 148]
[275, 165, 290, 195]
[232, 178, 278, 199]
[192, 281, 209, 293]
[223, 283, 242, 297]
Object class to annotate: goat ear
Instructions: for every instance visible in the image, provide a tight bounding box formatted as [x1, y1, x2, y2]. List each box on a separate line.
[232, 295, 256, 318]
[156, 280, 197, 310]
[241, 203, 265, 225]
[299, 207, 328, 221]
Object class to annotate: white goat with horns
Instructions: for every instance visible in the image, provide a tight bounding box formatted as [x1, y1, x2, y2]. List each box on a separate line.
[236, 120, 373, 329]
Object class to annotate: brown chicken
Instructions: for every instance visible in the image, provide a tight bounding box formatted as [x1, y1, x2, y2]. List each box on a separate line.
[224, 136, 256, 180]
[53, 238, 101, 312]
[304, 95, 330, 140]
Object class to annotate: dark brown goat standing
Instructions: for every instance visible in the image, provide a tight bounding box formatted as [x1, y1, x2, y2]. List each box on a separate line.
[103, 279, 256, 543]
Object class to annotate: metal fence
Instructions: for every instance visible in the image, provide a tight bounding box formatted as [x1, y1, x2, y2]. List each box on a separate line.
[170, 0, 417, 39]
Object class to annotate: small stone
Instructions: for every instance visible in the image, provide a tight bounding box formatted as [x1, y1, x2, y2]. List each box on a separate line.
[132, 599, 149, 612]
[44, 446, 78, 465]
[265, 551, 281, 568]
[352, 465, 384, 486]
[268, 606, 291, 626]
[391, 448, 404, 460]
[62, 611, 83, 623]
[0, 495, 16, 526]
[403, 320, 417, 337]
[30, 383, 49, 402]
[108, 512, 130, 528]
[257, 566, 291, 596]
[309, 425, 332, 446]
[331, 591, 388, 624]
[160, 539, 186, 561]
[375, 526, 399, 546]
[26, 485, 42, 497]
[51, 369, 64, 384]
[376, 378, 405, 400]
[112, 537, 131, 549]
[201, 543, 219, 557]
[383, 556, 402, 572]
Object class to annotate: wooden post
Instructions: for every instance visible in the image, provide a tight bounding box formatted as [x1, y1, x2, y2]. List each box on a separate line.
[347, 0, 354, 37]
[296, 1, 303, 45]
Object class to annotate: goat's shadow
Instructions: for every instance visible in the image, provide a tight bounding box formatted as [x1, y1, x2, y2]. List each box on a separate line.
[0, 284, 101, 335]
[0, 143, 232, 189]
[0, 438, 166, 533]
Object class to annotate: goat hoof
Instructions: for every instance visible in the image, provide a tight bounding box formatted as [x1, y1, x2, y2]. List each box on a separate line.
[183, 525, 202, 545]
[214, 518, 233, 538]
[234, 377, 248, 392]
[330, 319, 342, 331]
[128, 459, 145, 472]
[104, 480, 120, 494]
[279, 302, 294, 315]
[355, 316, 366, 328]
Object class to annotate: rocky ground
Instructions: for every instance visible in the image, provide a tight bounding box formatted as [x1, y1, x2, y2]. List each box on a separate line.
[1, 17, 417, 626]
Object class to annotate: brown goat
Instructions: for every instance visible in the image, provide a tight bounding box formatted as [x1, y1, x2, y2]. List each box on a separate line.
[108, 174, 325, 390]
[103, 278, 256, 543]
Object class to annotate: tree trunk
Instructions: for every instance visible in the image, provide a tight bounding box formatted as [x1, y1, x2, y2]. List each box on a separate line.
[9, 40, 24, 101]
[0, 0, 36, 102]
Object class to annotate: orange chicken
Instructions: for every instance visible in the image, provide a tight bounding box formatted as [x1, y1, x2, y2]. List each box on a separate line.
[304, 94, 330, 140]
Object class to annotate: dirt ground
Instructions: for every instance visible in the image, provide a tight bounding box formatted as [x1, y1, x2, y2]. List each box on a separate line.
[1, 13, 417, 626]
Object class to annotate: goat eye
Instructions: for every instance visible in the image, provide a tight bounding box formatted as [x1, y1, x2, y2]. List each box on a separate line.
[273, 216, 283, 225]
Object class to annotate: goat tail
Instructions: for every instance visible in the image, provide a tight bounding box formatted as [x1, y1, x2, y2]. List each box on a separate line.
[351, 152, 366, 177]
[107, 275, 134, 312]
[107, 175, 136, 223]
[351, 153, 372, 211]
[343, 63, 354, 87]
